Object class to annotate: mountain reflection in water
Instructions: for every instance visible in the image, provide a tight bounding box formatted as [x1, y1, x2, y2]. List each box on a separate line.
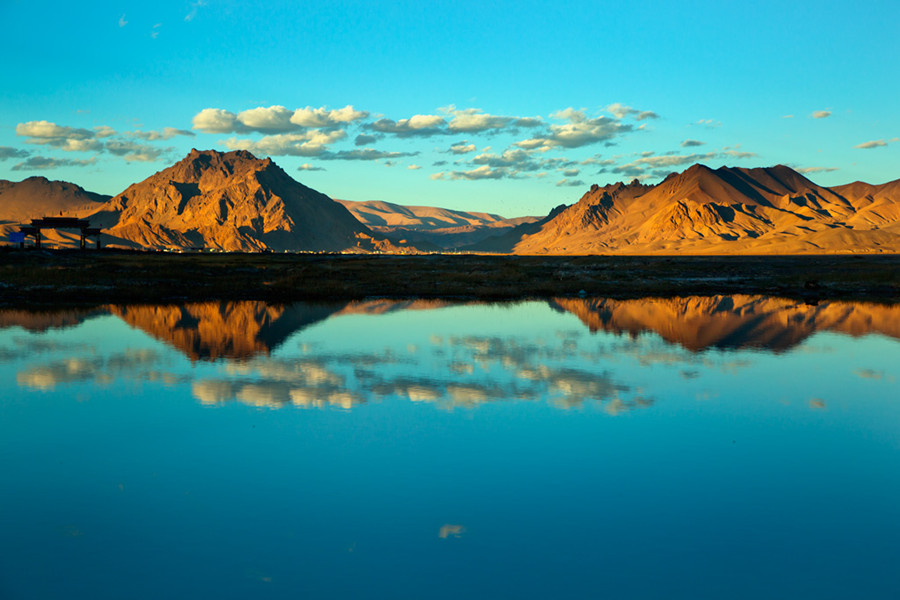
[3, 296, 899, 411]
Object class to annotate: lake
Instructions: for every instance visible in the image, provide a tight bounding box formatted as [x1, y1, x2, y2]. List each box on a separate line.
[2, 296, 899, 599]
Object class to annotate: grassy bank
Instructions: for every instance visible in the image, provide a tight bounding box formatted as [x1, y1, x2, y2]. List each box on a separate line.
[1, 248, 899, 307]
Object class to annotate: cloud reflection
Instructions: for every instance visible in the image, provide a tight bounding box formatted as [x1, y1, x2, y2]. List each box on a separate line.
[16, 349, 184, 391]
[12, 296, 900, 415]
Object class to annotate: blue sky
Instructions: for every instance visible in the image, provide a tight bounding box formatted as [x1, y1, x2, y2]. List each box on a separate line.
[1, 0, 898, 216]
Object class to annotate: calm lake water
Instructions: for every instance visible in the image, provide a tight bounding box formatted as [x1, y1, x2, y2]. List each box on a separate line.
[1, 297, 899, 599]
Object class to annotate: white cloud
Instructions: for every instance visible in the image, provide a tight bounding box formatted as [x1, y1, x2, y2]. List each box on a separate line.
[367, 114, 447, 137]
[579, 156, 617, 167]
[192, 108, 237, 133]
[12, 156, 96, 171]
[516, 108, 634, 150]
[328, 105, 369, 123]
[513, 117, 543, 128]
[118, 14, 128, 27]
[556, 178, 585, 187]
[609, 147, 756, 179]
[441, 165, 507, 180]
[129, 127, 194, 141]
[185, 0, 207, 22]
[237, 105, 295, 132]
[17, 120, 93, 141]
[106, 140, 168, 162]
[546, 116, 631, 149]
[318, 148, 419, 161]
[298, 163, 325, 171]
[224, 130, 347, 156]
[442, 106, 511, 132]
[550, 107, 586, 122]
[696, 119, 721, 128]
[720, 148, 756, 159]
[796, 166, 840, 174]
[471, 148, 540, 171]
[195, 105, 370, 134]
[408, 164, 422, 170]
[514, 138, 549, 150]
[16, 120, 103, 152]
[681, 139, 704, 147]
[449, 142, 476, 154]
[290, 105, 369, 128]
[854, 139, 888, 149]
[606, 103, 659, 121]
[94, 126, 117, 138]
[811, 110, 832, 119]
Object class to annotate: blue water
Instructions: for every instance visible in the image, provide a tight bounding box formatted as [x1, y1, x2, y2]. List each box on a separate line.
[1, 299, 899, 599]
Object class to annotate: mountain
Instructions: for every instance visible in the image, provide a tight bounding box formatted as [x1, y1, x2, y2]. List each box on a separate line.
[0, 177, 110, 246]
[107, 301, 346, 360]
[551, 295, 900, 351]
[497, 164, 900, 254]
[91, 149, 408, 252]
[337, 199, 540, 249]
[0, 176, 110, 224]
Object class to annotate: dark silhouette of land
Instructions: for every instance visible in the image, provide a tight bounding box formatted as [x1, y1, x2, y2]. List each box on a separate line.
[1, 249, 897, 308]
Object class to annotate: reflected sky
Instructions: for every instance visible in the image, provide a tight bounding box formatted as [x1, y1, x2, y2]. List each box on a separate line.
[1, 298, 900, 599]
[2, 297, 898, 414]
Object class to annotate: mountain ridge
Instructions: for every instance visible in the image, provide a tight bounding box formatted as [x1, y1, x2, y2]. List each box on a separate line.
[3, 154, 900, 254]
[500, 163, 900, 254]
[89, 149, 410, 252]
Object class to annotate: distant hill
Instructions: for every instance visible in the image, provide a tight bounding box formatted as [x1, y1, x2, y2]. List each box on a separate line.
[0, 176, 110, 224]
[490, 164, 900, 254]
[90, 149, 410, 252]
[0, 177, 110, 246]
[337, 199, 540, 249]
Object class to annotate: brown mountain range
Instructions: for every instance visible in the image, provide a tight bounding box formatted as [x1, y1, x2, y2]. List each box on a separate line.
[480, 164, 900, 254]
[337, 199, 540, 249]
[89, 149, 409, 252]
[3, 155, 900, 254]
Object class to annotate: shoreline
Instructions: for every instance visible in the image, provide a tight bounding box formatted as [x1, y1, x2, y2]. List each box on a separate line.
[2, 249, 899, 307]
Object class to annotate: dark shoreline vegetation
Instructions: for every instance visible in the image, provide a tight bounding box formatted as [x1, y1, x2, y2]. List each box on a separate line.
[1, 248, 899, 308]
